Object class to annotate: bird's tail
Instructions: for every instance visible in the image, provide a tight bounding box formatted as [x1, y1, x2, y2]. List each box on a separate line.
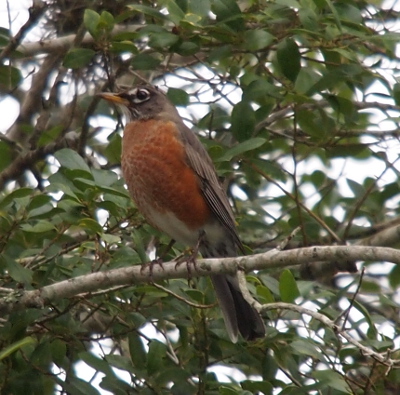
[200, 241, 265, 342]
[210, 274, 265, 343]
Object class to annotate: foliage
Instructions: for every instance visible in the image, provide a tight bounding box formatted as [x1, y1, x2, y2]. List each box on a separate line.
[1, 0, 400, 393]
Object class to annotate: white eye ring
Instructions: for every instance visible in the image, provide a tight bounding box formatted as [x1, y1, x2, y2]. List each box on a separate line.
[133, 88, 150, 103]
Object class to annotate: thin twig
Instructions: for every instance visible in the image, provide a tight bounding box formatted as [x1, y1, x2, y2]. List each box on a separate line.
[152, 283, 215, 309]
[261, 302, 399, 368]
[244, 159, 342, 243]
[0, 0, 46, 62]
[0, 135, 77, 189]
[341, 267, 365, 330]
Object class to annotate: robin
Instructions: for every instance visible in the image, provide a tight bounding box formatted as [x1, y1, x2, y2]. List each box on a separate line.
[98, 85, 265, 342]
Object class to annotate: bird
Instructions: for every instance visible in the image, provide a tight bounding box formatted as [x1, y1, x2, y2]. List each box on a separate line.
[98, 84, 265, 342]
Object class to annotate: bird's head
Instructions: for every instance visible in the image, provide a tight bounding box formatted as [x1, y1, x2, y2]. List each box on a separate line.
[98, 85, 180, 123]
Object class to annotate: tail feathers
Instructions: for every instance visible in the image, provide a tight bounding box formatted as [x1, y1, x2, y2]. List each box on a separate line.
[211, 274, 265, 343]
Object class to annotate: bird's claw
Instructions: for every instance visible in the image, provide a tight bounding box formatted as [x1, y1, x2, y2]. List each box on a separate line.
[141, 258, 164, 280]
[174, 249, 198, 278]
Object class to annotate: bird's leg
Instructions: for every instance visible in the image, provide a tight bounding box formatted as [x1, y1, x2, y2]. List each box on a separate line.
[174, 231, 206, 277]
[141, 239, 176, 278]
[157, 239, 176, 261]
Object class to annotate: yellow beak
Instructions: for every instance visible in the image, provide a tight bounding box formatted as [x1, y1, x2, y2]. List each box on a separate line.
[97, 92, 129, 106]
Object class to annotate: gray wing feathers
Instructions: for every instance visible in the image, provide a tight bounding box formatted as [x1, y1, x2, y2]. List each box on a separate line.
[177, 121, 265, 341]
[178, 122, 244, 252]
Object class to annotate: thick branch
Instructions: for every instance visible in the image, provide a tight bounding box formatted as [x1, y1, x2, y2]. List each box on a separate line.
[356, 224, 400, 247]
[2, 245, 400, 314]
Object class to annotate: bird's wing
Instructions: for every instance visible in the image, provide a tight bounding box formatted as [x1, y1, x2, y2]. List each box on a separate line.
[178, 122, 244, 253]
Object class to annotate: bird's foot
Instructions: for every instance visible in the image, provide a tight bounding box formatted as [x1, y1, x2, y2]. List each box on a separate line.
[141, 257, 164, 280]
[174, 248, 198, 278]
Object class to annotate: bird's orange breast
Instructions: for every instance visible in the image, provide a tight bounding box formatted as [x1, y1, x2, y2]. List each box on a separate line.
[121, 119, 211, 230]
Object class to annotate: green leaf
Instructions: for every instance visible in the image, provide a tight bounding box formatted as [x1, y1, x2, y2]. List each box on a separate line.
[243, 78, 282, 100]
[211, 0, 244, 31]
[0, 65, 22, 89]
[279, 269, 299, 303]
[291, 339, 323, 359]
[294, 68, 321, 95]
[64, 377, 101, 395]
[297, 108, 327, 138]
[84, 9, 100, 38]
[326, 144, 369, 159]
[277, 38, 301, 82]
[147, 340, 166, 375]
[0, 27, 10, 47]
[257, 284, 275, 304]
[128, 332, 147, 368]
[346, 178, 364, 197]
[55, 148, 91, 173]
[248, 158, 286, 182]
[21, 220, 56, 233]
[389, 265, 400, 289]
[349, 299, 376, 337]
[325, 94, 357, 123]
[298, 8, 319, 31]
[149, 32, 179, 49]
[218, 386, 239, 395]
[166, 0, 186, 24]
[217, 138, 266, 162]
[6, 259, 33, 284]
[325, 0, 343, 32]
[30, 341, 52, 367]
[98, 10, 114, 34]
[51, 339, 67, 366]
[175, 40, 200, 55]
[131, 53, 161, 70]
[79, 218, 103, 234]
[167, 88, 190, 106]
[63, 48, 96, 69]
[188, 0, 211, 17]
[242, 380, 274, 394]
[127, 5, 170, 21]
[231, 101, 256, 142]
[104, 133, 122, 164]
[37, 125, 63, 147]
[311, 370, 350, 392]
[0, 141, 12, 172]
[393, 83, 400, 106]
[110, 40, 138, 54]
[101, 233, 121, 244]
[243, 30, 274, 51]
[79, 351, 114, 375]
[0, 187, 33, 209]
[0, 337, 36, 360]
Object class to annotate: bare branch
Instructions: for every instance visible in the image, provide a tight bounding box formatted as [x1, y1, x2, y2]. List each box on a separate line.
[2, 245, 400, 315]
[356, 224, 400, 247]
[15, 24, 142, 58]
[6, 53, 64, 143]
[0, 0, 46, 62]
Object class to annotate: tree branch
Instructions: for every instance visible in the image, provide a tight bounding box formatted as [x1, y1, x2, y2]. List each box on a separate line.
[261, 302, 400, 369]
[6, 53, 64, 143]
[0, 133, 77, 189]
[0, 0, 46, 62]
[2, 245, 400, 315]
[356, 224, 400, 248]
[15, 24, 142, 58]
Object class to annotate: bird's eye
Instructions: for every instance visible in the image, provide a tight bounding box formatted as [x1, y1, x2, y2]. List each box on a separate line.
[134, 89, 150, 103]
